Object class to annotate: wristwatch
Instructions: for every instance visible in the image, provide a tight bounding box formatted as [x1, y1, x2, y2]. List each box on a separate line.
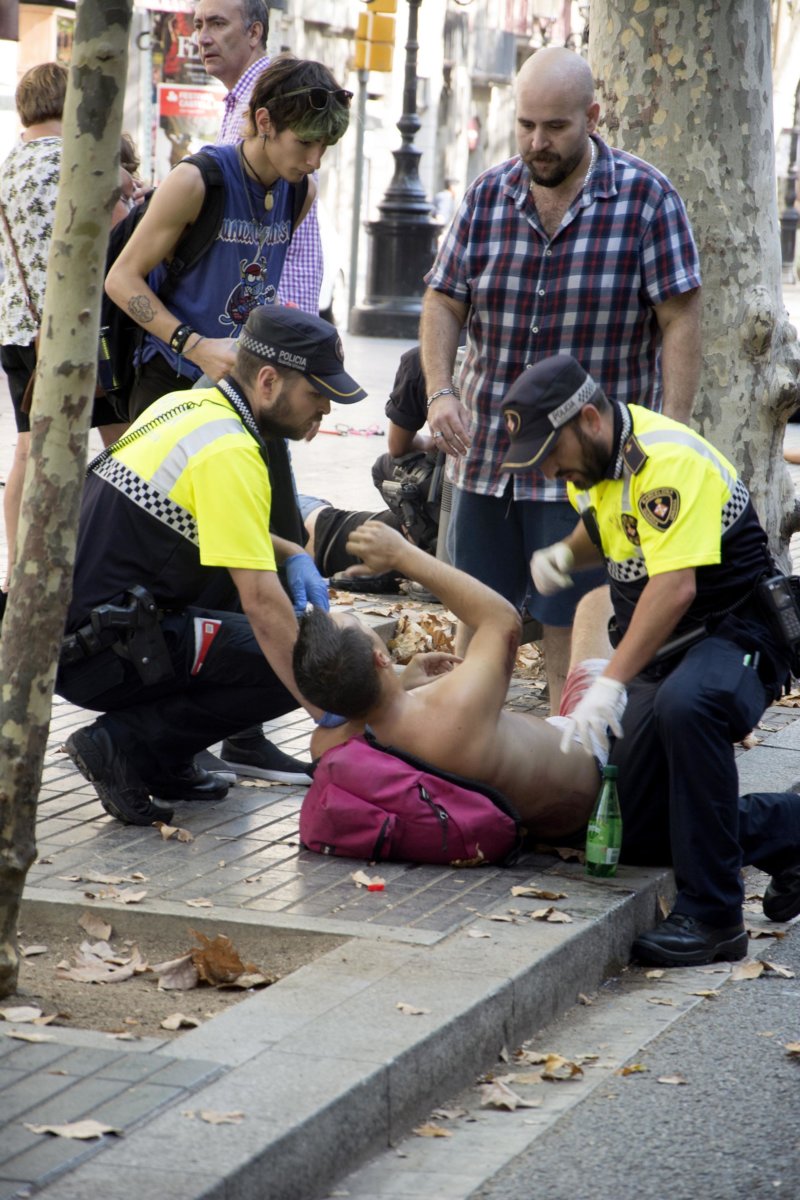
[169, 323, 195, 354]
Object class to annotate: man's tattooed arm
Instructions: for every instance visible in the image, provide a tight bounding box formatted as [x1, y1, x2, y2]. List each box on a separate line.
[128, 295, 155, 324]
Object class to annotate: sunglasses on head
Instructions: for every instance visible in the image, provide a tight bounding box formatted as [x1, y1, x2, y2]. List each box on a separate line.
[279, 86, 353, 111]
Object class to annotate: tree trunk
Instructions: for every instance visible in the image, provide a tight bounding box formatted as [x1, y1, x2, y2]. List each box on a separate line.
[589, 0, 800, 550]
[0, 0, 132, 997]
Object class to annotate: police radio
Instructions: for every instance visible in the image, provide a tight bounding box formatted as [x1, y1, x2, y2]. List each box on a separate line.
[758, 574, 800, 671]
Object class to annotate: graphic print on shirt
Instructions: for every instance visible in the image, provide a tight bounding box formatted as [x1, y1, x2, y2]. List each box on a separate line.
[218, 214, 291, 331]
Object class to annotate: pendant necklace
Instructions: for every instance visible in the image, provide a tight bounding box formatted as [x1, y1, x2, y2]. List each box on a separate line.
[239, 141, 276, 211]
[237, 143, 273, 261]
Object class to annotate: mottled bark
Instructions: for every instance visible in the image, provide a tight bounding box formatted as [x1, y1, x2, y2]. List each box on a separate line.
[590, 0, 800, 550]
[0, 0, 132, 997]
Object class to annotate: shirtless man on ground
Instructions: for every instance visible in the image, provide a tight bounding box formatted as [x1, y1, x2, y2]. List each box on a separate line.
[294, 521, 611, 839]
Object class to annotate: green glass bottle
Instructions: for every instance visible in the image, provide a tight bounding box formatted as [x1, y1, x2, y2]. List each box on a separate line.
[585, 764, 623, 878]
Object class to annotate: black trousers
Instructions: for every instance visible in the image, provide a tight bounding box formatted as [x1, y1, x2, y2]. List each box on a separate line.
[56, 607, 298, 782]
[610, 630, 800, 926]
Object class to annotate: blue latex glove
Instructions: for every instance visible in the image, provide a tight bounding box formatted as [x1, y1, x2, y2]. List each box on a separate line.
[284, 553, 330, 615]
[315, 711, 349, 729]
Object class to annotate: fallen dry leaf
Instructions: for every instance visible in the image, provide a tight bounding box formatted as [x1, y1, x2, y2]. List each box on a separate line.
[185, 898, 213, 908]
[467, 929, 491, 939]
[413, 1123, 453, 1138]
[78, 911, 112, 941]
[730, 960, 765, 981]
[160, 1012, 202, 1031]
[487, 914, 517, 923]
[396, 1001, 430, 1016]
[20, 945, 48, 958]
[480, 1078, 542, 1110]
[198, 1110, 245, 1125]
[541, 1054, 583, 1081]
[658, 1074, 688, 1085]
[191, 931, 263, 987]
[152, 954, 199, 991]
[578, 993, 594, 1006]
[511, 885, 567, 900]
[746, 924, 786, 939]
[784, 1042, 800, 1058]
[645, 969, 665, 980]
[658, 895, 671, 918]
[430, 1107, 468, 1121]
[5, 1030, 55, 1043]
[762, 961, 795, 978]
[155, 821, 194, 842]
[616, 1063, 648, 1076]
[116, 888, 148, 905]
[530, 907, 573, 924]
[236, 778, 278, 789]
[25, 1119, 121, 1140]
[688, 990, 720, 1000]
[56, 943, 148, 985]
[0, 1005, 42, 1023]
[647, 997, 676, 1007]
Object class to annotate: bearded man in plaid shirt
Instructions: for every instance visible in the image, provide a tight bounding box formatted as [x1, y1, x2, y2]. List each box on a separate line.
[194, 0, 323, 313]
[420, 47, 701, 713]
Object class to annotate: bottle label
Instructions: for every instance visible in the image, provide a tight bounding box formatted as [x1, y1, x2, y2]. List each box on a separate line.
[585, 843, 620, 866]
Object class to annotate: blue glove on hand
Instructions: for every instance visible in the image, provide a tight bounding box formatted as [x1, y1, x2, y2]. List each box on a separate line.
[284, 553, 330, 615]
[315, 711, 348, 728]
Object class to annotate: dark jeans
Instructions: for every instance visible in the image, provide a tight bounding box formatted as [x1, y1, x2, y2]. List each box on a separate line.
[56, 607, 298, 780]
[611, 631, 800, 926]
[128, 352, 195, 422]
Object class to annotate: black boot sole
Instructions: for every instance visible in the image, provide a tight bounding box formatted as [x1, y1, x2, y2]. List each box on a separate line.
[65, 729, 174, 826]
[631, 929, 748, 968]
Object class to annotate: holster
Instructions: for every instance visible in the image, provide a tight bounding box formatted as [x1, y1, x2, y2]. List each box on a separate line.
[61, 585, 175, 687]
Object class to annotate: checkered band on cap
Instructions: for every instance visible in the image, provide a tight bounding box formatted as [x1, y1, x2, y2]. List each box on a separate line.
[548, 374, 598, 430]
[240, 330, 277, 362]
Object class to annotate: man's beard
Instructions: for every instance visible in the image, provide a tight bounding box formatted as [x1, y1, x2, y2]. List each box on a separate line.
[255, 409, 305, 440]
[527, 143, 587, 189]
[571, 423, 612, 489]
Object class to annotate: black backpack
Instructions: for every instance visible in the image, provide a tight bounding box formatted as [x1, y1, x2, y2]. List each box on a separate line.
[99, 151, 309, 420]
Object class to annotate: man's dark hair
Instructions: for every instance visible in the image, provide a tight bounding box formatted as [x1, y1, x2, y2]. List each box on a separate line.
[294, 608, 381, 719]
[248, 53, 350, 144]
[242, 0, 269, 48]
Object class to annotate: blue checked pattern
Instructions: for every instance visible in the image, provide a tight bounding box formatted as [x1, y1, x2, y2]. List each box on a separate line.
[426, 136, 701, 501]
[218, 55, 323, 314]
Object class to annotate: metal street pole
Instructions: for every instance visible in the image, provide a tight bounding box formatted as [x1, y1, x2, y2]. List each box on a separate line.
[349, 0, 440, 338]
[347, 68, 369, 327]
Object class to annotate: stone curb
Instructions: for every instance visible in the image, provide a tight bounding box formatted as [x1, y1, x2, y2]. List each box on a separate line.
[29, 862, 674, 1200]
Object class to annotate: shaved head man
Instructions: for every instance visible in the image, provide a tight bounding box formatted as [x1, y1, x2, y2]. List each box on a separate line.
[420, 46, 701, 713]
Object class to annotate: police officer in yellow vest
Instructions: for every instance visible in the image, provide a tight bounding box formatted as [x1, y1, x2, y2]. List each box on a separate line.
[57, 305, 366, 827]
[501, 354, 800, 967]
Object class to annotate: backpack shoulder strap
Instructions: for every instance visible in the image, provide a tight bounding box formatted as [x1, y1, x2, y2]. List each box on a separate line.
[161, 150, 226, 292]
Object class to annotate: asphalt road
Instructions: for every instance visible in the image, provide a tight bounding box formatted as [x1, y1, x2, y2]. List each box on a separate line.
[470, 924, 800, 1200]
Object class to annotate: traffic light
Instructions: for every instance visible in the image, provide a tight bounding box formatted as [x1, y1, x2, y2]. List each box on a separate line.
[355, 0, 397, 73]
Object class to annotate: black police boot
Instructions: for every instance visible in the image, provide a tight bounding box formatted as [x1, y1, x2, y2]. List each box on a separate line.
[220, 727, 313, 784]
[763, 863, 800, 923]
[65, 724, 174, 827]
[149, 762, 230, 803]
[631, 913, 748, 967]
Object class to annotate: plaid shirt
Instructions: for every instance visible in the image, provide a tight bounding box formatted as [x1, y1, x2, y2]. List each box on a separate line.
[426, 135, 701, 501]
[217, 55, 323, 314]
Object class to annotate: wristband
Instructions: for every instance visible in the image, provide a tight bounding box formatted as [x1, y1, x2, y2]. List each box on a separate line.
[168, 323, 195, 354]
[426, 386, 456, 410]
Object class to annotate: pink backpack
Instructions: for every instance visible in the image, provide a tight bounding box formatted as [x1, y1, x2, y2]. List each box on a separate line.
[300, 731, 522, 866]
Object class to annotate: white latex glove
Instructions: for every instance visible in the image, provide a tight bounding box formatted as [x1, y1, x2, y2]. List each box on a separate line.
[531, 542, 575, 596]
[558, 676, 627, 758]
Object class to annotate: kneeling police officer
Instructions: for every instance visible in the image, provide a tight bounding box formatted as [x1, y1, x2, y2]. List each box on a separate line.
[58, 306, 365, 826]
[501, 354, 800, 967]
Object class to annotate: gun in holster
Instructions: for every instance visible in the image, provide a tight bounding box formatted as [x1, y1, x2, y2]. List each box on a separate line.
[61, 585, 174, 687]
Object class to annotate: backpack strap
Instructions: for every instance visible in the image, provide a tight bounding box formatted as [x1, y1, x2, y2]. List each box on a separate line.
[161, 150, 225, 295]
